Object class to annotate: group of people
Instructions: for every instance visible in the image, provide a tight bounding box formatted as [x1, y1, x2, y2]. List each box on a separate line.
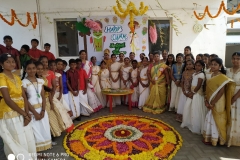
[0, 34, 239, 160]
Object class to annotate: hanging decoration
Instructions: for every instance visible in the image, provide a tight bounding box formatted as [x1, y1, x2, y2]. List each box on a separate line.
[84, 19, 101, 31]
[76, 18, 91, 37]
[0, 9, 37, 29]
[231, 19, 240, 28]
[149, 23, 157, 44]
[113, 0, 148, 33]
[194, 1, 240, 20]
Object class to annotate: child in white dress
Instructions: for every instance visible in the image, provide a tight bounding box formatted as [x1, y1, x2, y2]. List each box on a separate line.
[49, 60, 74, 132]
[138, 57, 150, 109]
[109, 54, 122, 105]
[91, 56, 105, 106]
[0, 54, 37, 160]
[169, 53, 184, 111]
[226, 52, 240, 147]
[130, 60, 139, 107]
[120, 57, 132, 104]
[176, 60, 195, 122]
[22, 60, 52, 152]
[181, 60, 207, 134]
[99, 61, 115, 107]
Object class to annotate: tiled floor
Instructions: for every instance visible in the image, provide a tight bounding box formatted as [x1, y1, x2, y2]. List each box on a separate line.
[6, 106, 240, 160]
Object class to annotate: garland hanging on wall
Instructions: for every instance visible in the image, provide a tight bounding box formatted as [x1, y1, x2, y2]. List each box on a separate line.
[231, 19, 240, 28]
[194, 1, 240, 20]
[113, 0, 148, 33]
[0, 9, 38, 29]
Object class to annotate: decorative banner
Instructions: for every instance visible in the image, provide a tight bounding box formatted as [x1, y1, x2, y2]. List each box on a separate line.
[194, 1, 240, 20]
[0, 9, 37, 29]
[78, 16, 149, 62]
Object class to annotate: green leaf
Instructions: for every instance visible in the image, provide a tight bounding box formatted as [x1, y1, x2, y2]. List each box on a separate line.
[75, 18, 90, 34]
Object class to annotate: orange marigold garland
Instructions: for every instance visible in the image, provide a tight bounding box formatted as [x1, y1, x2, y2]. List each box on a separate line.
[194, 1, 240, 20]
[63, 115, 183, 160]
[0, 9, 37, 29]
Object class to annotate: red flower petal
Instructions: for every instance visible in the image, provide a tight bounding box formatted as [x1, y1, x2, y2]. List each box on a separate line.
[140, 128, 158, 133]
[116, 142, 129, 154]
[85, 134, 103, 141]
[101, 122, 114, 128]
[96, 139, 112, 147]
[88, 128, 106, 134]
[115, 119, 124, 125]
[135, 123, 147, 129]
[142, 135, 160, 141]
[132, 140, 149, 149]
[127, 120, 137, 126]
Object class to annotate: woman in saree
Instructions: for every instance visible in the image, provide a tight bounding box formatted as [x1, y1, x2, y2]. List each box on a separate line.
[91, 56, 105, 106]
[226, 52, 240, 147]
[79, 50, 101, 112]
[109, 54, 122, 105]
[143, 51, 170, 114]
[203, 58, 235, 146]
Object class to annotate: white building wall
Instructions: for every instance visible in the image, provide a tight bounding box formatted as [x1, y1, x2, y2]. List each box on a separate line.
[0, 0, 227, 61]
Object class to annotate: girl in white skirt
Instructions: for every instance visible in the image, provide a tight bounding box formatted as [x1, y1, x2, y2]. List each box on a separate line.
[120, 57, 132, 104]
[181, 60, 207, 134]
[22, 60, 52, 152]
[99, 61, 115, 107]
[130, 60, 139, 107]
[109, 54, 122, 105]
[49, 60, 74, 133]
[169, 53, 184, 111]
[226, 52, 240, 147]
[91, 56, 105, 106]
[176, 59, 195, 122]
[138, 57, 150, 109]
[0, 54, 36, 160]
[38, 57, 65, 144]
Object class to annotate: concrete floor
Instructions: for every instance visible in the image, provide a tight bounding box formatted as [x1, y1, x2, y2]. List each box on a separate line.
[29, 106, 240, 159]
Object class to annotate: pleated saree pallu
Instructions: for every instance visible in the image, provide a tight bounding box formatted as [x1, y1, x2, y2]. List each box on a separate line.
[143, 63, 168, 114]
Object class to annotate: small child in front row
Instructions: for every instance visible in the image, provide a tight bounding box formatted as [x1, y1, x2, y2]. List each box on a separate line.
[169, 53, 184, 112]
[61, 60, 73, 116]
[120, 57, 132, 104]
[130, 60, 139, 107]
[99, 60, 115, 107]
[49, 60, 74, 132]
[76, 59, 94, 115]
[55, 59, 71, 114]
[66, 59, 81, 121]
[138, 57, 150, 109]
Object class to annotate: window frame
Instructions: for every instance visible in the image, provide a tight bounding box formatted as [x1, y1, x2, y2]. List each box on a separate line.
[54, 18, 79, 58]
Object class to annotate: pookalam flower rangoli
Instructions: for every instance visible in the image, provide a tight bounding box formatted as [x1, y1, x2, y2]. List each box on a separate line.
[64, 115, 183, 160]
